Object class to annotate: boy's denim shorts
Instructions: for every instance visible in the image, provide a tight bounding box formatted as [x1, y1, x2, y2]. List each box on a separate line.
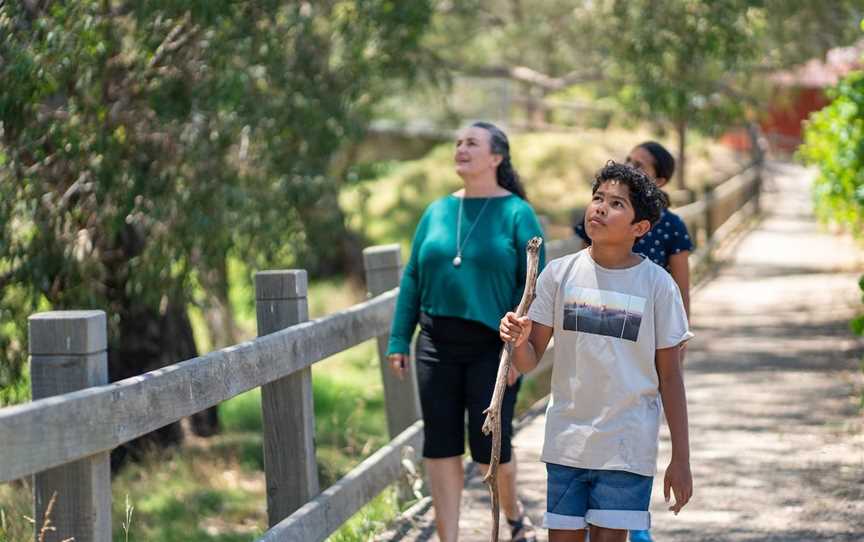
[544, 463, 653, 531]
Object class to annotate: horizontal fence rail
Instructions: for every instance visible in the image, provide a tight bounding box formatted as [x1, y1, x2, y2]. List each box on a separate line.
[260, 421, 424, 542]
[0, 289, 397, 484]
[0, 155, 762, 542]
[678, 161, 761, 273]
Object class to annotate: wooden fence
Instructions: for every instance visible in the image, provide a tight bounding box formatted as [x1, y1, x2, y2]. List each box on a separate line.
[0, 159, 761, 542]
[675, 160, 763, 275]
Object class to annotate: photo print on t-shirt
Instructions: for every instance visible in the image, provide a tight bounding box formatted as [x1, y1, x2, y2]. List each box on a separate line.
[562, 286, 646, 342]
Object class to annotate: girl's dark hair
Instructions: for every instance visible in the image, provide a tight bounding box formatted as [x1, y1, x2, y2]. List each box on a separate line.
[471, 121, 527, 200]
[637, 141, 674, 208]
[637, 141, 675, 181]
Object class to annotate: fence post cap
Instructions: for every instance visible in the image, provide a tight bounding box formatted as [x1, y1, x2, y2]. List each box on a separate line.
[363, 244, 402, 270]
[255, 270, 308, 300]
[28, 310, 107, 355]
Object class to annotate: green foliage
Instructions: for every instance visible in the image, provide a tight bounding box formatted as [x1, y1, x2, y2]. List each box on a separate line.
[800, 69, 864, 237]
[604, 1, 755, 132]
[0, 1, 434, 390]
[427, 1, 606, 76]
[328, 488, 401, 542]
[432, 0, 863, 76]
[411, 1, 863, 189]
[603, 0, 862, 130]
[852, 274, 864, 337]
[799, 50, 864, 406]
[219, 388, 264, 434]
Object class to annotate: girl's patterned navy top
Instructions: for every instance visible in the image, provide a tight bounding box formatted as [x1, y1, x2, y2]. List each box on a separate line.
[573, 208, 694, 269]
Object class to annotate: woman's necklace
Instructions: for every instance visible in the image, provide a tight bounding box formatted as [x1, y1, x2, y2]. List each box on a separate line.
[453, 195, 491, 267]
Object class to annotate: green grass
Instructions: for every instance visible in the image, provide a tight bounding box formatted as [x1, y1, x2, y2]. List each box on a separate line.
[328, 488, 403, 542]
[218, 339, 387, 487]
[0, 369, 29, 407]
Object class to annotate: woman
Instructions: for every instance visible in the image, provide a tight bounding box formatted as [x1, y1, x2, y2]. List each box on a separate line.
[573, 141, 693, 542]
[387, 121, 544, 542]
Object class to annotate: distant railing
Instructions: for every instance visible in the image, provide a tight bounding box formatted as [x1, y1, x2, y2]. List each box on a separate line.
[675, 159, 763, 275]
[0, 158, 761, 542]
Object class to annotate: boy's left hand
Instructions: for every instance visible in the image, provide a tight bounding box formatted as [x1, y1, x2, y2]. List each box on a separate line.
[664, 458, 692, 515]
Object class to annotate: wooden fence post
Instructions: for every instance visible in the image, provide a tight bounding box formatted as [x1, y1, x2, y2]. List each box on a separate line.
[362, 245, 421, 439]
[255, 270, 319, 526]
[752, 159, 763, 216]
[29, 310, 111, 542]
[703, 183, 716, 244]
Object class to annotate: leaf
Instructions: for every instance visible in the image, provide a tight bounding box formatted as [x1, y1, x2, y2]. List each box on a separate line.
[851, 314, 864, 337]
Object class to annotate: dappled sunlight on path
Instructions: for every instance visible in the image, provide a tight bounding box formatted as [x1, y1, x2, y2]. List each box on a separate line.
[651, 162, 864, 541]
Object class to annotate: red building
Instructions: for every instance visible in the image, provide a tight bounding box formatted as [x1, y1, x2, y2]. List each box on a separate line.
[722, 40, 864, 153]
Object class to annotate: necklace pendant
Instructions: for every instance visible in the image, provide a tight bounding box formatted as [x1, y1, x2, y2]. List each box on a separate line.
[452, 255, 462, 267]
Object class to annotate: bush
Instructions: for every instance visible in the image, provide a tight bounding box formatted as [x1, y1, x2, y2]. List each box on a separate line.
[800, 69, 864, 237]
[800, 55, 864, 407]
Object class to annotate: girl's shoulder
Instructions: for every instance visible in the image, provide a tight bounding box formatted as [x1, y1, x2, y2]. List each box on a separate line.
[659, 209, 689, 231]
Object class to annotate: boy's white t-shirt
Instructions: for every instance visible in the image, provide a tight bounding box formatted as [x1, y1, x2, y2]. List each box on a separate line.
[528, 249, 693, 476]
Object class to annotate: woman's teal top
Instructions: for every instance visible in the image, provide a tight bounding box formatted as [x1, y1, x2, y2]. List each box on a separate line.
[387, 194, 546, 355]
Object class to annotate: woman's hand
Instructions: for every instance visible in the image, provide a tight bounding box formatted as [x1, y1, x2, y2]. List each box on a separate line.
[387, 353, 409, 380]
[499, 312, 532, 347]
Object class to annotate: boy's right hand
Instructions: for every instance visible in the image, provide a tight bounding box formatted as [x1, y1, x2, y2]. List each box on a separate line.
[664, 458, 693, 515]
[499, 312, 532, 347]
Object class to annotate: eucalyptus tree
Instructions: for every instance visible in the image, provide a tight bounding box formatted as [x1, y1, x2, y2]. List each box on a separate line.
[0, 1, 433, 446]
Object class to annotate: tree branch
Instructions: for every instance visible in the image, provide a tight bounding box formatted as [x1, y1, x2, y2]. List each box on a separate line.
[452, 63, 605, 91]
[481, 237, 543, 542]
[149, 12, 194, 70]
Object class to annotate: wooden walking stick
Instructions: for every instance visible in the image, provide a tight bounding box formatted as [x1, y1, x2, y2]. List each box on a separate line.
[481, 236, 543, 542]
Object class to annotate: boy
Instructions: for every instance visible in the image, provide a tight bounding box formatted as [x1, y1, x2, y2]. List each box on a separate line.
[500, 162, 693, 542]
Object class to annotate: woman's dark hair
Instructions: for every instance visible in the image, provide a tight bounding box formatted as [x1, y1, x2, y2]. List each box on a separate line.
[471, 121, 527, 200]
[637, 141, 674, 208]
[591, 161, 663, 228]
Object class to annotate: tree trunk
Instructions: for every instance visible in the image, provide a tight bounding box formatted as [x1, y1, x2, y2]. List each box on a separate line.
[108, 299, 197, 467]
[192, 255, 239, 437]
[675, 118, 688, 192]
[299, 194, 366, 278]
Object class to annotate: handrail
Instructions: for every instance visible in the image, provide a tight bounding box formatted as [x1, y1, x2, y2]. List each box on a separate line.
[259, 421, 424, 542]
[0, 289, 397, 483]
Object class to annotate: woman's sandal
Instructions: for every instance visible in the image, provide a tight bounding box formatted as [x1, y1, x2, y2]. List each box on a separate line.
[506, 514, 537, 542]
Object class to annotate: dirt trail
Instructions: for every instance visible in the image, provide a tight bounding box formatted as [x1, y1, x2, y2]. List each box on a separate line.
[380, 162, 864, 542]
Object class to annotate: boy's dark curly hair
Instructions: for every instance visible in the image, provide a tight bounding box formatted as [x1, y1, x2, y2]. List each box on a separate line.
[591, 161, 664, 227]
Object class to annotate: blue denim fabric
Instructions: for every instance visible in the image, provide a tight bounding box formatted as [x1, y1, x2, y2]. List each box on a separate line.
[545, 463, 653, 531]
